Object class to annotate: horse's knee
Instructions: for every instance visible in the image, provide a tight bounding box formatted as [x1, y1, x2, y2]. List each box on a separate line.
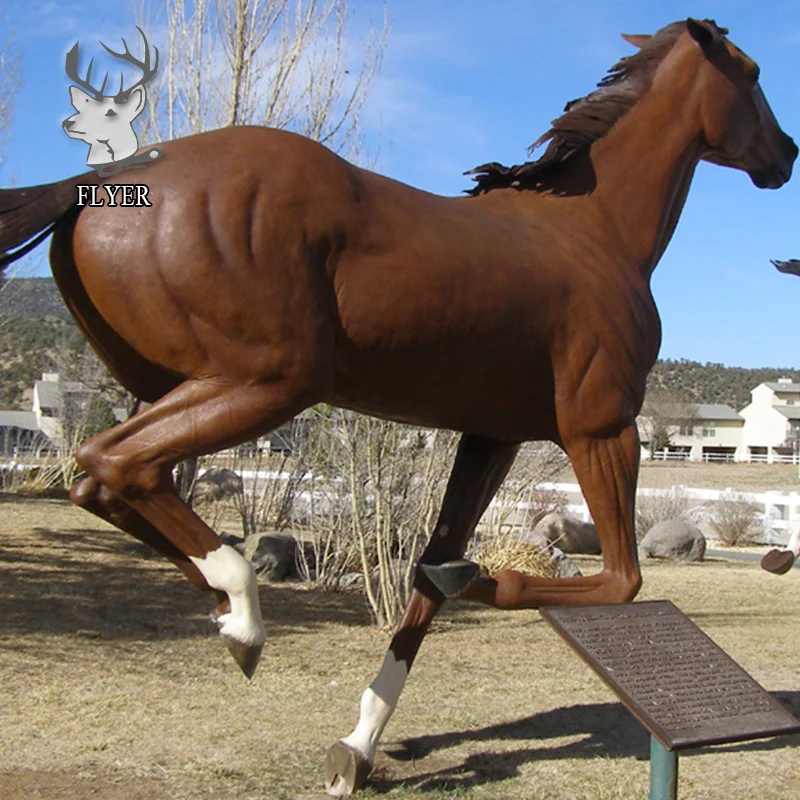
[69, 473, 131, 522]
[69, 475, 100, 508]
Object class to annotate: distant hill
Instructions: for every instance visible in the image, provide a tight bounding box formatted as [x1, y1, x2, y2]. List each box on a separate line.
[0, 279, 81, 408]
[646, 359, 800, 412]
[0, 278, 71, 320]
[0, 278, 797, 414]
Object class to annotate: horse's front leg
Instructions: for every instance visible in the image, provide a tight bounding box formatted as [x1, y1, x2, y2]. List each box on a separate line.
[325, 434, 519, 796]
[459, 422, 643, 608]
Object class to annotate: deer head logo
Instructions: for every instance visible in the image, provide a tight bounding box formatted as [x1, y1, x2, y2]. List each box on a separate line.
[63, 27, 163, 176]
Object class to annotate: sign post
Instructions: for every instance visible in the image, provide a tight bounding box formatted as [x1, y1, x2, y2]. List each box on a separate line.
[649, 736, 678, 800]
[541, 601, 800, 799]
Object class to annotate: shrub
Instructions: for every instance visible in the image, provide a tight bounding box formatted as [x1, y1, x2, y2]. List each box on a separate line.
[635, 486, 690, 542]
[523, 487, 568, 530]
[708, 493, 763, 546]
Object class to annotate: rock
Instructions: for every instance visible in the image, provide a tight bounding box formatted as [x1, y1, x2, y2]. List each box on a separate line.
[532, 512, 601, 555]
[191, 467, 244, 503]
[639, 519, 706, 562]
[339, 572, 366, 590]
[221, 533, 246, 551]
[242, 532, 298, 580]
[515, 529, 551, 551]
[550, 546, 583, 578]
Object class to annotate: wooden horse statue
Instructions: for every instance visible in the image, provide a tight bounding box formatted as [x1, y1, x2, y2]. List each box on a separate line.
[0, 18, 795, 796]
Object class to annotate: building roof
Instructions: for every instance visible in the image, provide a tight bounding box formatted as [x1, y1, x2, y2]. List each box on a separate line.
[764, 382, 800, 393]
[34, 379, 91, 409]
[0, 411, 39, 431]
[775, 407, 800, 420]
[643, 403, 742, 422]
[693, 403, 742, 421]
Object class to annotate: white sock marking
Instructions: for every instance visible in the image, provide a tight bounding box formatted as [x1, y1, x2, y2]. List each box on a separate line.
[341, 651, 408, 765]
[788, 528, 800, 557]
[189, 544, 266, 646]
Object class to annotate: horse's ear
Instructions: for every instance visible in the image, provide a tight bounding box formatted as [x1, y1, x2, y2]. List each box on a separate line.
[621, 33, 651, 49]
[686, 18, 715, 47]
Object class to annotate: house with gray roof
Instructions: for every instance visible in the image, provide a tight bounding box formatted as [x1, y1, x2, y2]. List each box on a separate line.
[0, 410, 53, 457]
[738, 378, 800, 462]
[637, 402, 744, 462]
[0, 373, 125, 457]
[638, 378, 800, 463]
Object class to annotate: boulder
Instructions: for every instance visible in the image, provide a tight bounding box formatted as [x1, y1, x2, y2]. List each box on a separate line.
[191, 467, 244, 503]
[339, 572, 366, 590]
[221, 533, 245, 550]
[639, 519, 706, 562]
[550, 546, 583, 578]
[515, 529, 551, 551]
[242, 532, 298, 580]
[532, 512, 601, 555]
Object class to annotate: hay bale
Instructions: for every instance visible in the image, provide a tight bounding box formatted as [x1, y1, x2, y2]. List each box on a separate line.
[471, 531, 558, 579]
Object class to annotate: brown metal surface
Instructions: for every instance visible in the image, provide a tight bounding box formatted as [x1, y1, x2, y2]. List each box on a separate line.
[541, 601, 800, 750]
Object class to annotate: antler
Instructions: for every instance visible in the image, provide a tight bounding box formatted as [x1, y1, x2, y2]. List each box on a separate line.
[100, 26, 159, 103]
[65, 43, 109, 101]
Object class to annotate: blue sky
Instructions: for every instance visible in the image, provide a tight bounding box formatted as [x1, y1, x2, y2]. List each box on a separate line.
[3, 0, 800, 369]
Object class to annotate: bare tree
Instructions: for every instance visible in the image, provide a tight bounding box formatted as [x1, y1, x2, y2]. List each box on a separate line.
[0, 19, 22, 311]
[135, 0, 387, 160]
[0, 18, 20, 172]
[638, 389, 698, 458]
[316, 411, 458, 627]
[479, 442, 569, 535]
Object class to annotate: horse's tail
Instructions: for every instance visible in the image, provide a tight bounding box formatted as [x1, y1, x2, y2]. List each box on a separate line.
[0, 172, 95, 269]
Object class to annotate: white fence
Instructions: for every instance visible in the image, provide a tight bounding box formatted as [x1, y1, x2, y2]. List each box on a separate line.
[498, 482, 800, 546]
[651, 450, 800, 464]
[3, 461, 798, 547]
[232, 472, 800, 547]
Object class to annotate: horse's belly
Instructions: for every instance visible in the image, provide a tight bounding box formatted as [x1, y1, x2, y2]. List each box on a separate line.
[330, 346, 557, 441]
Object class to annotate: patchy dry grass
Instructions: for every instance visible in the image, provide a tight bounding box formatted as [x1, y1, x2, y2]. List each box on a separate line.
[553, 460, 800, 492]
[0, 494, 798, 800]
[634, 461, 799, 492]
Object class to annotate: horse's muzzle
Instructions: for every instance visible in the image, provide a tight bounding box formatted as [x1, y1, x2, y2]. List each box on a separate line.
[750, 133, 798, 189]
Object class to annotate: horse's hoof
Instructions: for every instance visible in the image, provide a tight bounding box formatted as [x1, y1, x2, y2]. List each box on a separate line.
[418, 559, 481, 598]
[760, 549, 795, 575]
[324, 740, 373, 796]
[224, 637, 263, 679]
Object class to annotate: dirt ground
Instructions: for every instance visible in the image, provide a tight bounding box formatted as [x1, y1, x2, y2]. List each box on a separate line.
[1, 494, 799, 800]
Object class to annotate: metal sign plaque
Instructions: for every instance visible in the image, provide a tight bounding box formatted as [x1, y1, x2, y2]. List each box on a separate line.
[541, 601, 800, 750]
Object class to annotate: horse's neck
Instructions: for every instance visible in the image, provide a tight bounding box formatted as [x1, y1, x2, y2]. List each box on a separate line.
[590, 68, 705, 279]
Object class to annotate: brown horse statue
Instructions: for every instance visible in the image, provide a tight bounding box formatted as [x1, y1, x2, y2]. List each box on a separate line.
[0, 18, 796, 796]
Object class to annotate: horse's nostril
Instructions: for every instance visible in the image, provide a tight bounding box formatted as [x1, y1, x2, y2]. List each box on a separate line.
[63, 119, 74, 130]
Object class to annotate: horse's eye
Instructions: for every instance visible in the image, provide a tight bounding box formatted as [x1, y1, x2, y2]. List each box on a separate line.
[749, 66, 761, 85]
[105, 108, 117, 117]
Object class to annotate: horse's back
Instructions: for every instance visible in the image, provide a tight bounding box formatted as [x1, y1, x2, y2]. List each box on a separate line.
[66, 127, 360, 390]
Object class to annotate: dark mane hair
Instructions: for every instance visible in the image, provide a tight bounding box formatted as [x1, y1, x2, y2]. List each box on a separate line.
[465, 19, 727, 196]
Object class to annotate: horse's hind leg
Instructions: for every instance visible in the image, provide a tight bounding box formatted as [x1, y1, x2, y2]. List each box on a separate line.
[74, 377, 315, 677]
[325, 435, 519, 796]
[70, 401, 221, 599]
[70, 475, 225, 604]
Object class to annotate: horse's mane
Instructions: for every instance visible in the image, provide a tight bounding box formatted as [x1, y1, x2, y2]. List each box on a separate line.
[465, 19, 728, 196]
